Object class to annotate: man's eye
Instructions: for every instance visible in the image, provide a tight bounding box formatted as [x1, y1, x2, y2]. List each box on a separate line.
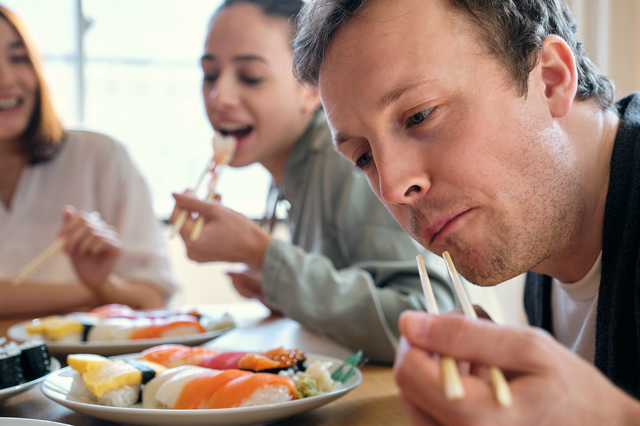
[355, 151, 373, 169]
[406, 107, 434, 126]
[203, 74, 218, 83]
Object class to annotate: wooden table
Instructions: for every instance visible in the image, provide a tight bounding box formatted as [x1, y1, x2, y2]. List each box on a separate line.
[0, 302, 410, 425]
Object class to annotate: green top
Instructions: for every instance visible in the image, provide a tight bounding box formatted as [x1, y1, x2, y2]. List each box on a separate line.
[261, 109, 457, 363]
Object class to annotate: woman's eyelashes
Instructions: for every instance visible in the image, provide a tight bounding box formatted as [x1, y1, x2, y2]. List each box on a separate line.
[405, 107, 434, 128]
[202, 72, 264, 86]
[240, 75, 264, 85]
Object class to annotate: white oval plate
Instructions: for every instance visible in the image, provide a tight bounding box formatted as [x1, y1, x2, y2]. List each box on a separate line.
[0, 419, 69, 426]
[7, 321, 235, 356]
[0, 358, 61, 402]
[42, 354, 362, 426]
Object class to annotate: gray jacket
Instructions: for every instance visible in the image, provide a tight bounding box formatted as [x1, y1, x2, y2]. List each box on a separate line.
[261, 110, 456, 363]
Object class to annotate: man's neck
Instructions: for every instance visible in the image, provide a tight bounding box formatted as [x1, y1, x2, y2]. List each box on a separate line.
[538, 101, 620, 283]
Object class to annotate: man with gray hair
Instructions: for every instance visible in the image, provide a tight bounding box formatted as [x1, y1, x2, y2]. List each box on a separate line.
[294, 0, 640, 423]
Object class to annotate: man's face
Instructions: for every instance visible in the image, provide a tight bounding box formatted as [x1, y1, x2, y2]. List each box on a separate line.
[318, 0, 583, 285]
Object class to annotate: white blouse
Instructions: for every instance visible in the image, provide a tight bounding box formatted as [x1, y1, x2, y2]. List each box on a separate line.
[0, 129, 178, 298]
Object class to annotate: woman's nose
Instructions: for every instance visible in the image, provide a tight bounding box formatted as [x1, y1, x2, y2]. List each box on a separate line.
[207, 74, 240, 109]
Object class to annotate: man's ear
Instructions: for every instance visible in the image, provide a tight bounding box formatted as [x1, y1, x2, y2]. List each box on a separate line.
[299, 84, 322, 116]
[536, 34, 578, 118]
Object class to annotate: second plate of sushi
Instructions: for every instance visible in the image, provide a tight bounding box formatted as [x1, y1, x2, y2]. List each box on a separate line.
[41, 352, 362, 426]
[7, 304, 236, 356]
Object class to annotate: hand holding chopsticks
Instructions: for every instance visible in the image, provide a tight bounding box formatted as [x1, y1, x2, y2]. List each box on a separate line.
[416, 255, 465, 400]
[12, 208, 120, 289]
[170, 133, 237, 242]
[170, 158, 213, 238]
[442, 251, 513, 407]
[415, 253, 512, 407]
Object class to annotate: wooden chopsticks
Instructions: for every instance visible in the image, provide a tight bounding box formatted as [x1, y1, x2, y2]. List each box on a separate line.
[189, 134, 236, 241]
[12, 238, 67, 286]
[416, 252, 512, 407]
[170, 157, 213, 238]
[442, 251, 513, 407]
[416, 255, 465, 399]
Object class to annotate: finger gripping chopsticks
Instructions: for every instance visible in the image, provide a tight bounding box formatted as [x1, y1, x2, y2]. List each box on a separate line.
[416, 255, 465, 400]
[441, 251, 512, 407]
[415, 253, 512, 407]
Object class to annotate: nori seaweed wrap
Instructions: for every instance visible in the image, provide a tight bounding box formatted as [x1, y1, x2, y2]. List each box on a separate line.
[19, 340, 51, 381]
[124, 359, 158, 384]
[0, 342, 26, 389]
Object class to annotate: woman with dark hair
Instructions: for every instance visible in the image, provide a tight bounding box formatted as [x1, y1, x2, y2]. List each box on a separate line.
[171, 0, 456, 363]
[0, 5, 177, 315]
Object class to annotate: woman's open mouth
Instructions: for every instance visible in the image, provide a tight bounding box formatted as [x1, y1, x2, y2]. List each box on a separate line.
[217, 123, 253, 140]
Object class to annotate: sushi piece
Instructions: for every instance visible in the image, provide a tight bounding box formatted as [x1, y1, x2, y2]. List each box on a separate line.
[86, 317, 152, 342]
[19, 340, 51, 381]
[142, 365, 215, 409]
[199, 351, 247, 370]
[138, 344, 187, 366]
[90, 304, 139, 319]
[68, 357, 166, 407]
[130, 316, 206, 340]
[141, 365, 202, 408]
[139, 344, 219, 368]
[174, 369, 250, 409]
[239, 347, 306, 373]
[25, 315, 84, 341]
[142, 367, 295, 409]
[206, 372, 296, 408]
[67, 354, 110, 373]
[0, 342, 25, 389]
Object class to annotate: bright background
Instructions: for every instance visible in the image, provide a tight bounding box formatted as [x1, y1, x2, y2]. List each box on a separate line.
[4, 0, 639, 321]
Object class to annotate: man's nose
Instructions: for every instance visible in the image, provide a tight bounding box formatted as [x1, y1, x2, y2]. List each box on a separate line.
[375, 141, 431, 206]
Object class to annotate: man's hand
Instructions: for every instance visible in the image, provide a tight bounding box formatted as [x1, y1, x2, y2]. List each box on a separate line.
[59, 205, 122, 292]
[394, 311, 640, 426]
[171, 192, 272, 270]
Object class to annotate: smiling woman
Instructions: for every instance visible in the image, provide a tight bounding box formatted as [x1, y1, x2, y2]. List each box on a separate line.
[0, 4, 178, 316]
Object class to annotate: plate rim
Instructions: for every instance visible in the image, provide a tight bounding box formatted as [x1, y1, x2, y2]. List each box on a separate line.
[41, 353, 362, 424]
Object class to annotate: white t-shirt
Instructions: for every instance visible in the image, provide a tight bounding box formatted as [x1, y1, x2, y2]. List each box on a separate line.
[0, 129, 178, 298]
[551, 252, 602, 363]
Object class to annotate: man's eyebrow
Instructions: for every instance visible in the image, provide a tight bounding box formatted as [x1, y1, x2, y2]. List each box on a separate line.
[334, 130, 354, 146]
[377, 80, 429, 112]
[200, 53, 267, 64]
[9, 40, 24, 49]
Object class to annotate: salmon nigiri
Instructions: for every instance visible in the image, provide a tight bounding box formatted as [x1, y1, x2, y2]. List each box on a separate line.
[206, 372, 296, 408]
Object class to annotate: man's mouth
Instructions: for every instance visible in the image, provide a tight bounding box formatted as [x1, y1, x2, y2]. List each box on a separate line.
[0, 97, 21, 111]
[217, 123, 253, 140]
[424, 209, 474, 247]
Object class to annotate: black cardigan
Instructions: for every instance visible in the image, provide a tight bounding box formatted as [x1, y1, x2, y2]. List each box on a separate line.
[524, 93, 640, 399]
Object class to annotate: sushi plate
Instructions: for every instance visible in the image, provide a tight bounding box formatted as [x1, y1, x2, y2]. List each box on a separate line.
[41, 354, 363, 426]
[0, 358, 61, 402]
[7, 321, 235, 356]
